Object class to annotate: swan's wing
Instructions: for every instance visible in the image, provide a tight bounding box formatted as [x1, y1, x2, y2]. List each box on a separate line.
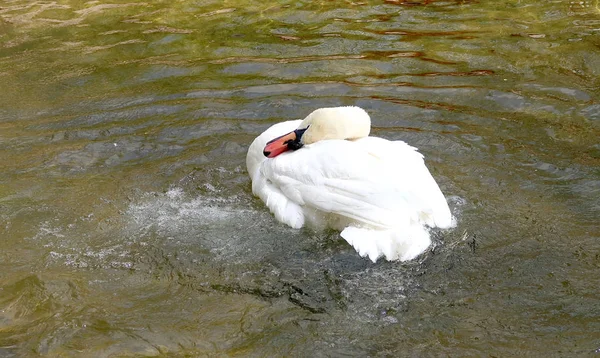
[260, 137, 452, 230]
[355, 137, 454, 229]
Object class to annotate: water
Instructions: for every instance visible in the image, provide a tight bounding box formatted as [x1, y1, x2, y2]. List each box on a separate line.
[1, 0, 599, 355]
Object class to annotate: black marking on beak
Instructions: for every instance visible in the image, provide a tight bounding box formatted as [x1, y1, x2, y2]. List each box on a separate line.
[287, 126, 308, 151]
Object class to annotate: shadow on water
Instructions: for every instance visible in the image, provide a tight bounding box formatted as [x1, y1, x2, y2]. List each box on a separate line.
[0, 0, 599, 356]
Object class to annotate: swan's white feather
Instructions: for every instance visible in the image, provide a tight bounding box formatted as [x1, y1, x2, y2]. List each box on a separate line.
[246, 112, 454, 262]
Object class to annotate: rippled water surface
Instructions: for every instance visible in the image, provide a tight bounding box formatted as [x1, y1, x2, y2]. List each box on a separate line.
[1, 0, 599, 356]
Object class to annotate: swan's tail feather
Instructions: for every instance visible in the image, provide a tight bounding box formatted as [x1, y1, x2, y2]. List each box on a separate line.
[430, 199, 455, 229]
[340, 225, 432, 262]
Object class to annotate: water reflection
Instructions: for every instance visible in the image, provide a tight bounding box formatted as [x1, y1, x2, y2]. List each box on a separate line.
[1, 0, 599, 356]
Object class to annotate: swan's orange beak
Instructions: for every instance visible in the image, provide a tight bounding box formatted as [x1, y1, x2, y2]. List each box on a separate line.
[263, 131, 297, 158]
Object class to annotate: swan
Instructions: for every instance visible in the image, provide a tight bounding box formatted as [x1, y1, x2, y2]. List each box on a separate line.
[246, 106, 454, 262]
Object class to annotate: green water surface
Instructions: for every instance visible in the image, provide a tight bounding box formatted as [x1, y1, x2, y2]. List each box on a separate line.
[1, 0, 599, 356]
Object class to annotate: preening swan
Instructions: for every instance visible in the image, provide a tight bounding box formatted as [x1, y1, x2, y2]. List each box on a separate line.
[246, 106, 454, 262]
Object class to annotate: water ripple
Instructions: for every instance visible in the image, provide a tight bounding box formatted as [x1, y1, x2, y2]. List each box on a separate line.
[1, 0, 599, 356]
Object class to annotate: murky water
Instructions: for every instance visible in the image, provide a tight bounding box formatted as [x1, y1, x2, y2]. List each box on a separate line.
[1, 0, 599, 356]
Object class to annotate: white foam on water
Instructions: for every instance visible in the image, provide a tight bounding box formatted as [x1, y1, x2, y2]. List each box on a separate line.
[126, 187, 257, 235]
[123, 187, 282, 262]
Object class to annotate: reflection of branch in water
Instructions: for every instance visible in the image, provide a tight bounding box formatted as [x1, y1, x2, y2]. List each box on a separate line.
[441, 229, 475, 252]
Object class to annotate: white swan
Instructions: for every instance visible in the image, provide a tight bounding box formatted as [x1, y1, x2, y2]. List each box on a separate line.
[246, 106, 454, 262]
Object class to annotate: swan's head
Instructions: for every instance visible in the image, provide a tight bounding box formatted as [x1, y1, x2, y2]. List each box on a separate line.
[263, 106, 371, 158]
